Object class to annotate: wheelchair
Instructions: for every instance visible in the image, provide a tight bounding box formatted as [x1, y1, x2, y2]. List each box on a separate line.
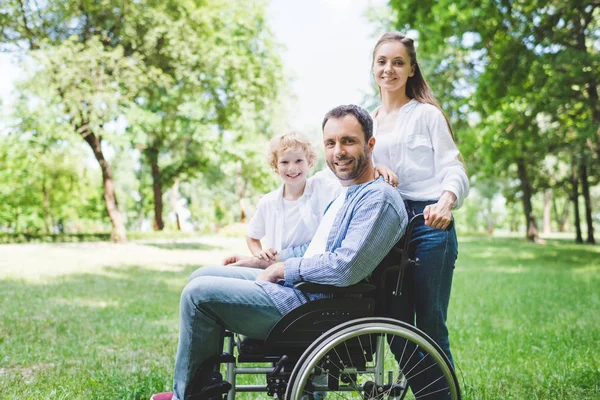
[208, 214, 460, 399]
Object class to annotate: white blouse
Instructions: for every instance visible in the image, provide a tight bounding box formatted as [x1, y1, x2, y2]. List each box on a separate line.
[246, 169, 340, 251]
[372, 100, 469, 209]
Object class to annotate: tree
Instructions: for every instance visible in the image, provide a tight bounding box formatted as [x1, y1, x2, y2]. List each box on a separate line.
[19, 36, 148, 242]
[1, 0, 284, 238]
[123, 0, 283, 230]
[0, 99, 105, 233]
[387, 0, 600, 242]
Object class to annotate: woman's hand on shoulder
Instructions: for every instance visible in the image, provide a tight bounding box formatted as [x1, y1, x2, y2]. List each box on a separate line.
[374, 165, 398, 187]
[424, 191, 456, 230]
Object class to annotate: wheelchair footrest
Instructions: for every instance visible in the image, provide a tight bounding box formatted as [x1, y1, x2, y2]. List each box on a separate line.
[186, 381, 232, 400]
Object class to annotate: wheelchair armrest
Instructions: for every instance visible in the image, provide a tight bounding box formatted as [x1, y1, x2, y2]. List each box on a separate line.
[293, 281, 376, 294]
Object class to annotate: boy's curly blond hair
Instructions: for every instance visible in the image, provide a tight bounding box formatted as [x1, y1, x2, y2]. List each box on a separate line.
[268, 132, 317, 172]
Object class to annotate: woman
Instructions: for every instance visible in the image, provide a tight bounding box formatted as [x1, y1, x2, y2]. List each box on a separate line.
[370, 31, 469, 382]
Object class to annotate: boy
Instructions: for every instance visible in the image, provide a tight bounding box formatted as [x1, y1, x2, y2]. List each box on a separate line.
[246, 132, 338, 261]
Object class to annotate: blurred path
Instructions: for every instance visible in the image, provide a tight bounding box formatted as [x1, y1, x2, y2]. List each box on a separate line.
[0, 236, 247, 281]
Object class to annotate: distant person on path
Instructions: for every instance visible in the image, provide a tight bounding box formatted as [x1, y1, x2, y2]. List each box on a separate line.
[150, 104, 408, 400]
[369, 31, 469, 378]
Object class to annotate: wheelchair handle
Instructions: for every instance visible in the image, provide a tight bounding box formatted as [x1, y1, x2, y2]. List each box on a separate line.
[394, 213, 425, 297]
[401, 212, 425, 255]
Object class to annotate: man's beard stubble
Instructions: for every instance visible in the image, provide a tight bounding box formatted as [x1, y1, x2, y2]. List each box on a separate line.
[327, 147, 370, 183]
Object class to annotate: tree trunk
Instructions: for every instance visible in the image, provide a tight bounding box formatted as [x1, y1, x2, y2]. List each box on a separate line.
[135, 166, 145, 231]
[516, 158, 541, 243]
[146, 146, 164, 231]
[577, 29, 600, 167]
[579, 160, 595, 244]
[171, 178, 181, 231]
[571, 161, 583, 243]
[42, 178, 51, 234]
[552, 195, 569, 232]
[81, 127, 127, 243]
[589, 82, 600, 165]
[542, 189, 552, 235]
[235, 161, 247, 223]
[486, 199, 494, 234]
[14, 209, 19, 232]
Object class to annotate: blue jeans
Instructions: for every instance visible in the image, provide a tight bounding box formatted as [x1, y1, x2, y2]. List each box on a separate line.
[389, 200, 458, 398]
[172, 266, 283, 400]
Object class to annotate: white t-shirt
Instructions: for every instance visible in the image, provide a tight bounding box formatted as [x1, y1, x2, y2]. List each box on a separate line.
[372, 99, 469, 209]
[303, 187, 348, 258]
[246, 170, 340, 251]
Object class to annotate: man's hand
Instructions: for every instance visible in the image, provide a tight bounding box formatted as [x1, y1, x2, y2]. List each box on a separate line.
[424, 191, 456, 230]
[256, 262, 285, 283]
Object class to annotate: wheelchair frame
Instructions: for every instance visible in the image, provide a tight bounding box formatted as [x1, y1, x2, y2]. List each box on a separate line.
[211, 214, 461, 399]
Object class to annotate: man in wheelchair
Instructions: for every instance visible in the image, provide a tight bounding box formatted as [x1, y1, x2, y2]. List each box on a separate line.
[152, 105, 459, 400]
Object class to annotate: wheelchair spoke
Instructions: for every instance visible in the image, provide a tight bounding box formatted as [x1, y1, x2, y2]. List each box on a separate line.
[402, 347, 428, 378]
[343, 340, 353, 367]
[358, 334, 369, 366]
[399, 343, 420, 374]
[287, 319, 459, 400]
[404, 356, 437, 381]
[412, 375, 448, 398]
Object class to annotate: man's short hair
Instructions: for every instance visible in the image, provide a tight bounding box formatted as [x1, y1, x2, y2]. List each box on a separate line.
[321, 104, 373, 141]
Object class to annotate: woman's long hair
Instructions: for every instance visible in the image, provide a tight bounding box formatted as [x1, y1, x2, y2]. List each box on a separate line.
[373, 31, 457, 141]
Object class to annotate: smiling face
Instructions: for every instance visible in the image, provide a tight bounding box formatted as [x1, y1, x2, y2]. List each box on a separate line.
[372, 41, 415, 94]
[323, 115, 375, 186]
[276, 148, 311, 186]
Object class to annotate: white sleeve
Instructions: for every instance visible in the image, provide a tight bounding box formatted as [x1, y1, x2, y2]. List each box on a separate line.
[428, 109, 470, 209]
[246, 197, 267, 239]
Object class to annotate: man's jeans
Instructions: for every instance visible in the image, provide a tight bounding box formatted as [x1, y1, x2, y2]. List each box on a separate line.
[389, 200, 458, 398]
[173, 266, 282, 400]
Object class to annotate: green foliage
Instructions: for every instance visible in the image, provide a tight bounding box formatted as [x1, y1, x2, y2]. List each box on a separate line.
[0, 109, 106, 233]
[124, 0, 283, 187]
[387, 0, 599, 237]
[0, 233, 112, 244]
[0, 0, 284, 233]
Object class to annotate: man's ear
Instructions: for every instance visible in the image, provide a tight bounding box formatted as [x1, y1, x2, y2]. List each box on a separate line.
[368, 136, 376, 152]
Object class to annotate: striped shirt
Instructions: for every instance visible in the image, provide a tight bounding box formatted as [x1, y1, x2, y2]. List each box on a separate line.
[255, 177, 408, 315]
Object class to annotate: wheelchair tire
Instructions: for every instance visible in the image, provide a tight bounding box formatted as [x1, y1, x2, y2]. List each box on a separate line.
[285, 317, 460, 400]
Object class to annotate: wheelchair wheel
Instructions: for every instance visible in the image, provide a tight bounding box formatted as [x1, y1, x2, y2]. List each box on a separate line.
[285, 317, 460, 400]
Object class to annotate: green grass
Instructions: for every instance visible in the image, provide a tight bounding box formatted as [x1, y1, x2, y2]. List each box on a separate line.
[0, 237, 598, 399]
[451, 237, 600, 399]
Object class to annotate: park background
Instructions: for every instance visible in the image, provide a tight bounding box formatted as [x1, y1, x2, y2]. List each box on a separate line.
[0, 0, 598, 399]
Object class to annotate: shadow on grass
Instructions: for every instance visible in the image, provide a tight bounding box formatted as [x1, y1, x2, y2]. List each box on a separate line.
[0, 264, 204, 399]
[459, 236, 600, 272]
[144, 242, 223, 251]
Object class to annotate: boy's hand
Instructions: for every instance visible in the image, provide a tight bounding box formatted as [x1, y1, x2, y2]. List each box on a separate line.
[374, 166, 398, 187]
[228, 255, 275, 269]
[223, 254, 242, 265]
[253, 248, 278, 262]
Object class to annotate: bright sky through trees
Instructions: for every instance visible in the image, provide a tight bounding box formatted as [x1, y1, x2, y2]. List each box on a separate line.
[1, 1, 384, 131]
[268, 0, 385, 130]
